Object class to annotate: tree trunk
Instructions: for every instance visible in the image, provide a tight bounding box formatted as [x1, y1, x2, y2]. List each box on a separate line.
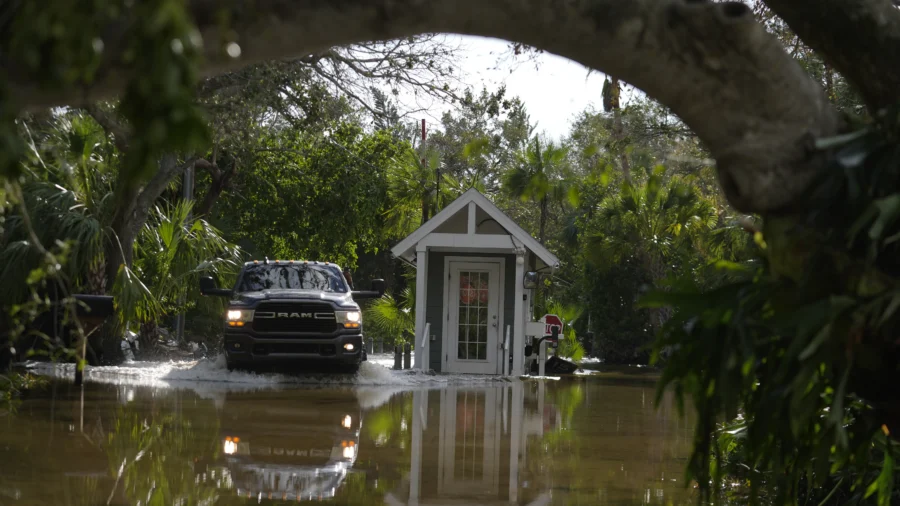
[85, 258, 107, 295]
[609, 78, 632, 183]
[8, 0, 843, 216]
[139, 320, 158, 357]
[194, 156, 236, 218]
[539, 196, 548, 245]
[761, 0, 900, 113]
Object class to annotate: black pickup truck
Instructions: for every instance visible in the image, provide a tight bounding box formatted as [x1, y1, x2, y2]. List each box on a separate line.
[199, 260, 384, 372]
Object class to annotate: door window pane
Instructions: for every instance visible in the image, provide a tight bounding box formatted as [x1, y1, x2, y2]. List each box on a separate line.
[457, 270, 490, 361]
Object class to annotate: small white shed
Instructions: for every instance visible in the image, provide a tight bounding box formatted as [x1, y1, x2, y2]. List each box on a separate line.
[390, 189, 560, 375]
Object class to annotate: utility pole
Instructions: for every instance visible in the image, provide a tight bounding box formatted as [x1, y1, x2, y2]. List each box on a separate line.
[174, 161, 194, 344]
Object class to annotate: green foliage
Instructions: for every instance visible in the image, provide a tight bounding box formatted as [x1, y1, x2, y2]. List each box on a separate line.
[219, 123, 406, 267]
[0, 111, 118, 299]
[542, 299, 585, 361]
[587, 167, 717, 277]
[3, 1, 209, 185]
[133, 200, 241, 319]
[582, 260, 653, 363]
[0, 372, 49, 413]
[364, 286, 416, 346]
[117, 0, 210, 185]
[645, 110, 900, 505]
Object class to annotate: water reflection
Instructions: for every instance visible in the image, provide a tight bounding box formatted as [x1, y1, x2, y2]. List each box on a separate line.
[205, 389, 363, 502]
[0, 375, 695, 505]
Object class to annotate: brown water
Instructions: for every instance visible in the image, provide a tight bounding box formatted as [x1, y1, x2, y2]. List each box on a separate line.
[0, 372, 696, 506]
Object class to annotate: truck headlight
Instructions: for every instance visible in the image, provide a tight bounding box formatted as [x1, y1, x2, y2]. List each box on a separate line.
[335, 311, 361, 329]
[226, 309, 254, 327]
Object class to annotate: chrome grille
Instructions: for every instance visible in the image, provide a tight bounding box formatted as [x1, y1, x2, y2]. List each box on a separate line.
[251, 302, 337, 333]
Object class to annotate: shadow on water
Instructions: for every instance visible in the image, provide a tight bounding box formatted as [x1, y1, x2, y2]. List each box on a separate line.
[0, 369, 698, 505]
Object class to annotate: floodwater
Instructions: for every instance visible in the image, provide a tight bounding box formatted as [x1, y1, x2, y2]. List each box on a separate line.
[0, 361, 696, 505]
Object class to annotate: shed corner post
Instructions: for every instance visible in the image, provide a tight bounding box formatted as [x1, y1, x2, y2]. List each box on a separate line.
[511, 250, 526, 376]
[414, 243, 429, 370]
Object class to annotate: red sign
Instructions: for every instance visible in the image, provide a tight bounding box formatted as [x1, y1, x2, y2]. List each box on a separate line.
[542, 314, 563, 338]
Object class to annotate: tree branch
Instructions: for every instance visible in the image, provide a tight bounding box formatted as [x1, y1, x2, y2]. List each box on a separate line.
[762, 0, 900, 112]
[131, 155, 198, 236]
[84, 104, 130, 152]
[6, 0, 841, 214]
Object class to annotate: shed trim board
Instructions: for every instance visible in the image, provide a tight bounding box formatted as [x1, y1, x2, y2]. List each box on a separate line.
[390, 188, 560, 269]
[441, 256, 506, 374]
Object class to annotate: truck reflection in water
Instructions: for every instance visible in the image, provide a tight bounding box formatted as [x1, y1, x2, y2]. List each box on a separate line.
[201, 389, 362, 502]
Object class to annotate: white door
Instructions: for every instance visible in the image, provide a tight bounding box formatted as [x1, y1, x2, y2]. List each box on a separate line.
[447, 262, 501, 374]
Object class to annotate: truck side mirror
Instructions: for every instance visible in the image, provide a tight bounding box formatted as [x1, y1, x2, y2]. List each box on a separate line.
[352, 279, 386, 300]
[371, 279, 385, 297]
[200, 276, 232, 297]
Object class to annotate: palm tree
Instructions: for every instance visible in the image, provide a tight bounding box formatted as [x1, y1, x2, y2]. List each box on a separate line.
[383, 148, 482, 238]
[383, 149, 441, 237]
[123, 200, 242, 352]
[587, 169, 718, 328]
[0, 111, 118, 300]
[503, 136, 577, 244]
[2, 111, 242, 356]
[364, 285, 416, 347]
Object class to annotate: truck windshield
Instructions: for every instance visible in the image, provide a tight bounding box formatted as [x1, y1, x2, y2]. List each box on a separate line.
[237, 264, 348, 293]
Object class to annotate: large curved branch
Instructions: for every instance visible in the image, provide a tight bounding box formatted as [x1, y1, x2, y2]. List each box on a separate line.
[762, 0, 900, 112]
[5, 0, 841, 214]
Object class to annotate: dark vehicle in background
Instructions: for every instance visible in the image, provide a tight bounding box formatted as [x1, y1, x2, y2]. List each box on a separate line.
[200, 260, 385, 372]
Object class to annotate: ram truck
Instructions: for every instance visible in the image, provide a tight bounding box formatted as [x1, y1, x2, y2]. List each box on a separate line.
[199, 260, 384, 372]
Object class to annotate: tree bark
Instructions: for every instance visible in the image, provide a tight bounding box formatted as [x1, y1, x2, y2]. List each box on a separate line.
[761, 0, 900, 112]
[6, 0, 841, 216]
[539, 195, 548, 245]
[194, 158, 237, 218]
[608, 77, 632, 183]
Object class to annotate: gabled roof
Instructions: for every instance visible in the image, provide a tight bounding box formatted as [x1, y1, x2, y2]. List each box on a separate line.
[390, 188, 560, 269]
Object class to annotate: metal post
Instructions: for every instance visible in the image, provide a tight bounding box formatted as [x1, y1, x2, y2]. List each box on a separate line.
[175, 160, 194, 344]
[538, 339, 549, 377]
[376, 338, 383, 354]
[404, 343, 412, 369]
[393, 345, 402, 370]
[366, 338, 374, 355]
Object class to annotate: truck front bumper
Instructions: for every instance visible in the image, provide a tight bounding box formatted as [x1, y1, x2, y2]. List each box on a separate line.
[223, 331, 364, 366]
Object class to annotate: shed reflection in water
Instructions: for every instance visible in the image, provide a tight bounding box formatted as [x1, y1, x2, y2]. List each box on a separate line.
[0, 375, 695, 505]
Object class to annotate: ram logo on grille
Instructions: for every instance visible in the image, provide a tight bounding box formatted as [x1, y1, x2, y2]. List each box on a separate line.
[276, 312, 313, 318]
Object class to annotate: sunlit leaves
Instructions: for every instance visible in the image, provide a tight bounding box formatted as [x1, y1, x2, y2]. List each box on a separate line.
[364, 286, 416, 346]
[222, 123, 405, 267]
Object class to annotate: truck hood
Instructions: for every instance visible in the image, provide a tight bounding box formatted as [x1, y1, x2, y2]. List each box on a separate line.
[231, 290, 356, 306]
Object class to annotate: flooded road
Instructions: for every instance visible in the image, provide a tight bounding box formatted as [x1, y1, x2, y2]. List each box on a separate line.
[0, 362, 695, 505]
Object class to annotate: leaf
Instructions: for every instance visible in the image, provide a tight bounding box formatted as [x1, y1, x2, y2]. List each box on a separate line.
[864, 448, 893, 506]
[868, 194, 900, 242]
